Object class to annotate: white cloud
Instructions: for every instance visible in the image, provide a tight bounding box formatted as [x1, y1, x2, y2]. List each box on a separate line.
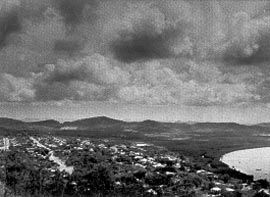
[0, 73, 35, 102]
[115, 60, 259, 105]
[34, 53, 130, 101]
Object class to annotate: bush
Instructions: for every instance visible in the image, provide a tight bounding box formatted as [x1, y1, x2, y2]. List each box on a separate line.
[182, 174, 203, 188]
[220, 173, 230, 183]
[72, 163, 114, 195]
[256, 179, 270, 189]
[145, 172, 171, 186]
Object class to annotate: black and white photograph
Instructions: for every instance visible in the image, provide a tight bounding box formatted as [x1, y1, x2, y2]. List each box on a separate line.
[1, 0, 270, 196]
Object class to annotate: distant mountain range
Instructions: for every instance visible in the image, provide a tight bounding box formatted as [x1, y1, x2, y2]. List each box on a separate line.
[0, 116, 268, 132]
[254, 122, 270, 128]
[0, 118, 25, 127]
[62, 116, 125, 128]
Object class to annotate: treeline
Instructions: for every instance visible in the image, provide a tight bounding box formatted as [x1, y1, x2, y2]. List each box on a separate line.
[0, 127, 144, 141]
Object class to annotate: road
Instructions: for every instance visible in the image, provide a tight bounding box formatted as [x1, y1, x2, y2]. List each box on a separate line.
[29, 137, 74, 175]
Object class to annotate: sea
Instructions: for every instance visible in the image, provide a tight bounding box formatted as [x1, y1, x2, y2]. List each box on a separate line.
[220, 147, 270, 181]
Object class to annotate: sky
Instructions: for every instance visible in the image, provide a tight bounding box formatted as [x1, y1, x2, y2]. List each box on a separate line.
[1, 0, 270, 123]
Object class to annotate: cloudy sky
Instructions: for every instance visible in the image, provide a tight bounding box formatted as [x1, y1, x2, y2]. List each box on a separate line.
[1, 0, 270, 123]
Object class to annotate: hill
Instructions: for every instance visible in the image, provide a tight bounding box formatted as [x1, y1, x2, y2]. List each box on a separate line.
[255, 122, 270, 128]
[0, 117, 26, 129]
[62, 116, 125, 129]
[27, 119, 61, 128]
[0, 116, 268, 133]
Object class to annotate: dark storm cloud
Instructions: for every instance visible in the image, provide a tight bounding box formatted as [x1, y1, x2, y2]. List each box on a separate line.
[54, 40, 83, 55]
[45, 67, 88, 84]
[110, 26, 188, 63]
[46, 71, 82, 84]
[56, 0, 97, 26]
[0, 10, 21, 48]
[111, 32, 170, 63]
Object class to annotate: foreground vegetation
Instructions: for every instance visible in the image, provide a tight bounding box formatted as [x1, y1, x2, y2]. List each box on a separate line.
[1, 117, 270, 196]
[0, 135, 269, 197]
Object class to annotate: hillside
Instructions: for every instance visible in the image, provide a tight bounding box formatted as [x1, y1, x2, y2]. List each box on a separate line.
[0, 118, 25, 127]
[62, 116, 125, 129]
[27, 119, 61, 128]
[0, 116, 268, 131]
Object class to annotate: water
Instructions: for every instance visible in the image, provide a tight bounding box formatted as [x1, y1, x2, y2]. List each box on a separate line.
[221, 147, 270, 181]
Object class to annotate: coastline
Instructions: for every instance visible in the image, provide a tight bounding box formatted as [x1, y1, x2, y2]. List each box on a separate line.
[220, 147, 270, 181]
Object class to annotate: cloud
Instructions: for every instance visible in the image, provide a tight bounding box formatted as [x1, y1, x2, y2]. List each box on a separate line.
[0, 9, 21, 48]
[34, 54, 130, 101]
[209, 12, 270, 65]
[115, 60, 259, 105]
[54, 39, 83, 55]
[43, 64, 87, 84]
[0, 0, 20, 9]
[34, 81, 77, 101]
[55, 0, 97, 27]
[117, 85, 178, 105]
[22, 7, 66, 52]
[0, 51, 260, 106]
[110, 25, 193, 63]
[107, 1, 194, 62]
[0, 6, 66, 77]
[0, 73, 35, 102]
[0, 0, 268, 108]
[183, 82, 259, 106]
[46, 54, 130, 85]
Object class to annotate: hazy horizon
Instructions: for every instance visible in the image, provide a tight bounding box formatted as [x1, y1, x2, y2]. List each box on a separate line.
[1, 101, 270, 124]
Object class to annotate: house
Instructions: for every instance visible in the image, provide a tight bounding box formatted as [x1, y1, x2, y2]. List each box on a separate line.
[210, 187, 221, 195]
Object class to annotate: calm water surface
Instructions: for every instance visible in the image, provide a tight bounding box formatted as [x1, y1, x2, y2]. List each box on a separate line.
[221, 147, 270, 181]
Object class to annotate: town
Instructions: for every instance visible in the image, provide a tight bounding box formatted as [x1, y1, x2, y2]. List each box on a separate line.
[0, 134, 269, 197]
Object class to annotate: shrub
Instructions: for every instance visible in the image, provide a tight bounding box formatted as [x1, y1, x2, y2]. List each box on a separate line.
[73, 163, 114, 195]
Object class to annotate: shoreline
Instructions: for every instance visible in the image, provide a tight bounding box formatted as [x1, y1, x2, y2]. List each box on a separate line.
[220, 147, 270, 181]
